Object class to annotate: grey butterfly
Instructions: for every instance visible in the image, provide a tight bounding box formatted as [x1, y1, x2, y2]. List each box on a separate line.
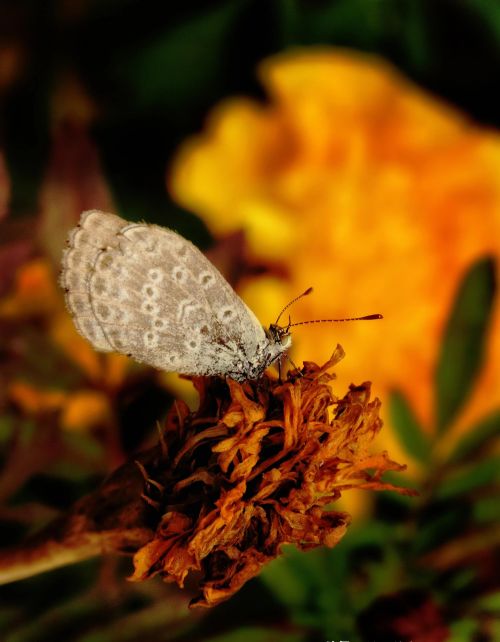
[60, 210, 291, 382]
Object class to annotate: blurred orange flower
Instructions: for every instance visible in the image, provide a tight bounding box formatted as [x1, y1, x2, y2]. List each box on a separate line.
[1, 258, 128, 431]
[169, 48, 500, 457]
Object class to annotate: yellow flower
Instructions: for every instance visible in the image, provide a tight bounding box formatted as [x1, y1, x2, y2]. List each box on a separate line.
[170, 48, 500, 462]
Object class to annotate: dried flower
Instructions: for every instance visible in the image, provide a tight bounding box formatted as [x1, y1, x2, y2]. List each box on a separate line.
[131, 346, 414, 607]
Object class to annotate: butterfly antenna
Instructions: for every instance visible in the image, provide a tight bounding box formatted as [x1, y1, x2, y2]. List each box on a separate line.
[275, 287, 314, 325]
[289, 313, 383, 328]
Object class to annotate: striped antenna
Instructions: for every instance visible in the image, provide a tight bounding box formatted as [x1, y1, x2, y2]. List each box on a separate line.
[289, 313, 383, 328]
[275, 287, 313, 325]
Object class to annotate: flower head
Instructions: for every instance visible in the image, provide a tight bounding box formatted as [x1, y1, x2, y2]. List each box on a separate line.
[131, 347, 413, 607]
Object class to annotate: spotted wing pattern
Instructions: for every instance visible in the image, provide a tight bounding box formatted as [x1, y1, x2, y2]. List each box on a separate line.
[60, 210, 275, 379]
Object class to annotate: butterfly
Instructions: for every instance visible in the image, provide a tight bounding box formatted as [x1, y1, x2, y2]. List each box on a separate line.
[61, 210, 381, 382]
[60, 210, 295, 382]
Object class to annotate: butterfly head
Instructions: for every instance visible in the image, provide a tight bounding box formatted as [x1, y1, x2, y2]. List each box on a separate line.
[265, 287, 382, 370]
[267, 321, 292, 350]
[265, 287, 313, 353]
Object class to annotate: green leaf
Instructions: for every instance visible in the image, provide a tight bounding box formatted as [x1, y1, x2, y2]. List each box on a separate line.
[473, 495, 500, 524]
[477, 590, 500, 613]
[465, 0, 500, 41]
[435, 257, 496, 433]
[260, 552, 310, 609]
[435, 457, 500, 500]
[448, 618, 479, 642]
[277, 0, 431, 74]
[0, 416, 15, 444]
[401, 0, 431, 72]
[296, 0, 387, 48]
[110, 2, 243, 114]
[389, 390, 431, 464]
[448, 410, 500, 463]
[412, 507, 463, 554]
[445, 567, 477, 594]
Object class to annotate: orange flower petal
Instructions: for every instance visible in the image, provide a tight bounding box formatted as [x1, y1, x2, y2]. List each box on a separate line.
[61, 390, 112, 431]
[0, 259, 59, 318]
[8, 381, 66, 415]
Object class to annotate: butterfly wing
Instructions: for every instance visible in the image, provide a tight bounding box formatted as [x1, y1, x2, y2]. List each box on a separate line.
[61, 210, 268, 377]
[60, 210, 124, 351]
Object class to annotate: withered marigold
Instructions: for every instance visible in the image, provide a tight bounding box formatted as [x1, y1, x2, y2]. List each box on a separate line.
[131, 346, 414, 607]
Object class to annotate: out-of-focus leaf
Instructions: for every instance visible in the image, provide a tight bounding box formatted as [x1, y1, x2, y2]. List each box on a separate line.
[5, 418, 36, 447]
[400, 0, 431, 71]
[260, 551, 309, 609]
[477, 590, 500, 613]
[448, 410, 500, 463]
[263, 543, 353, 636]
[0, 560, 100, 638]
[473, 496, 500, 524]
[61, 431, 105, 464]
[4, 593, 106, 642]
[205, 627, 306, 642]
[0, 607, 20, 632]
[448, 618, 478, 642]
[338, 523, 403, 607]
[491, 621, 500, 641]
[264, 546, 346, 633]
[422, 527, 500, 572]
[110, 2, 243, 113]
[445, 567, 477, 593]
[389, 390, 431, 464]
[412, 507, 463, 555]
[374, 490, 414, 524]
[0, 416, 14, 444]
[279, 0, 430, 71]
[466, 0, 500, 40]
[288, 0, 386, 47]
[76, 597, 195, 642]
[435, 257, 496, 433]
[435, 457, 500, 500]
[46, 434, 105, 481]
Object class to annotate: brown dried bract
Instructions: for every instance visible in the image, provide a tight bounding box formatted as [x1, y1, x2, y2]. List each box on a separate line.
[131, 346, 415, 607]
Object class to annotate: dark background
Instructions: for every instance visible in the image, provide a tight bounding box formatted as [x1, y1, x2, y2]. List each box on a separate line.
[3, 0, 500, 225]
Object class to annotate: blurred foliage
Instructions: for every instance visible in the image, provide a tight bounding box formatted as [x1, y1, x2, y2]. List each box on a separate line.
[1, 1, 500, 641]
[3, 0, 500, 225]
